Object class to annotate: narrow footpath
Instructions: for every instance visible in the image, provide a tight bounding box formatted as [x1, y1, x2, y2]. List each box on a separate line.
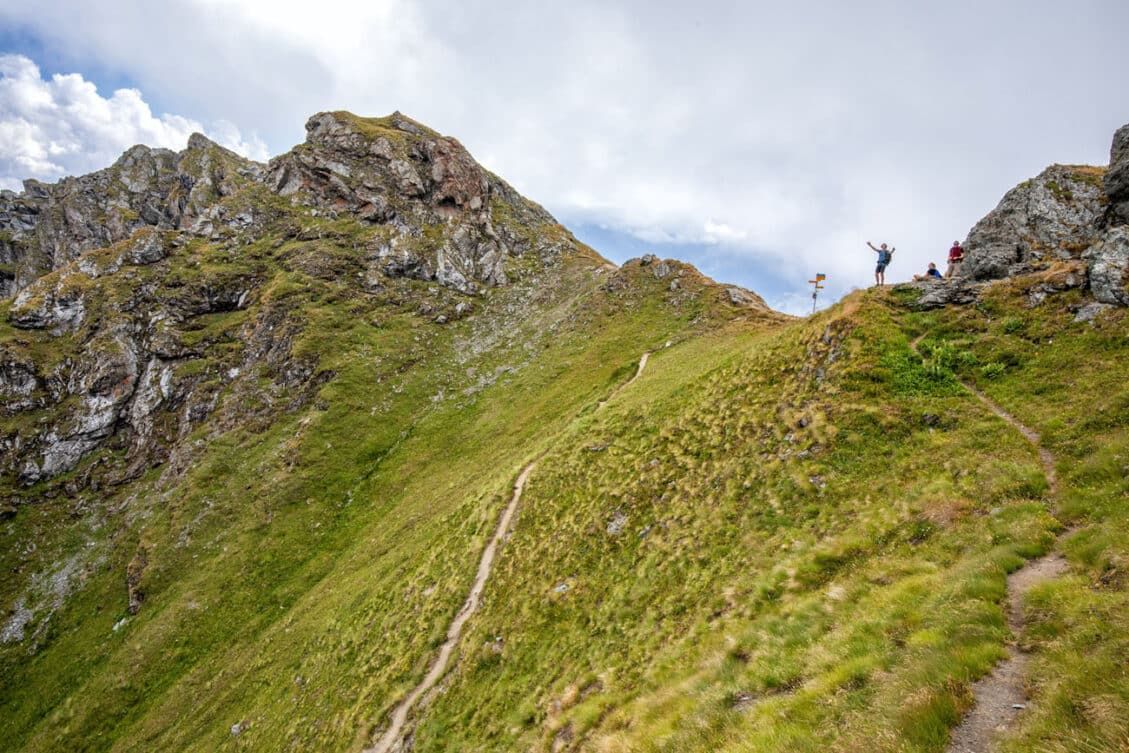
[596, 351, 650, 411]
[365, 463, 536, 753]
[910, 337, 1067, 753]
[365, 352, 650, 753]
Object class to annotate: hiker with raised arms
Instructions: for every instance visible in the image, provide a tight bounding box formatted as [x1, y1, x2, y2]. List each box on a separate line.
[866, 240, 895, 286]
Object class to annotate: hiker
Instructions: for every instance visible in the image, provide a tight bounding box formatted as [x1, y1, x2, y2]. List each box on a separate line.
[945, 240, 965, 279]
[866, 241, 895, 286]
[913, 262, 943, 281]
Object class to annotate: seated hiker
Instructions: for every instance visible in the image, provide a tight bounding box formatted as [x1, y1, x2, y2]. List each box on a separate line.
[913, 262, 943, 281]
[866, 241, 895, 286]
[945, 240, 965, 279]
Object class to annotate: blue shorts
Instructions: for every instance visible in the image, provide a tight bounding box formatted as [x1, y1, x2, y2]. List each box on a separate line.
[876, 262, 888, 273]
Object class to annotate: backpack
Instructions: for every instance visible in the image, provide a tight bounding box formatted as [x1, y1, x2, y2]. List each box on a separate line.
[878, 250, 892, 265]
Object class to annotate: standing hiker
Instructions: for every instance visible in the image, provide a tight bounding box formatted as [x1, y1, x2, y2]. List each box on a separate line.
[867, 241, 895, 286]
[945, 241, 965, 279]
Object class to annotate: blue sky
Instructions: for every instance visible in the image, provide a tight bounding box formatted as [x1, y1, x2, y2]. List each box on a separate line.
[2, 1, 1128, 314]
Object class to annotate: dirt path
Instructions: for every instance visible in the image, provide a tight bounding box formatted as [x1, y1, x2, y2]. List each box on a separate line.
[364, 463, 536, 753]
[365, 352, 651, 752]
[946, 554, 1069, 753]
[596, 352, 650, 411]
[910, 336, 1066, 753]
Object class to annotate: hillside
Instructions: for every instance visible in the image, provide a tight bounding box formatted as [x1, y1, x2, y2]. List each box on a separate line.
[1, 114, 1127, 753]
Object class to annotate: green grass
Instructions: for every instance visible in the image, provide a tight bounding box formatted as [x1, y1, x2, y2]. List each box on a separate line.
[7, 272, 1125, 753]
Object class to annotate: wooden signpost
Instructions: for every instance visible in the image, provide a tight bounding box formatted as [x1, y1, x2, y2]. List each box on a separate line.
[809, 273, 826, 314]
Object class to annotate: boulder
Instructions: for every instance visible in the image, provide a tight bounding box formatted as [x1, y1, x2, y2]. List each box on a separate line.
[1083, 226, 1129, 305]
[963, 165, 1106, 280]
[1106, 123, 1129, 225]
[904, 278, 987, 309]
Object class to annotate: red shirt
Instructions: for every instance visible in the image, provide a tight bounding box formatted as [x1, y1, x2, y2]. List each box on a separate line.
[949, 245, 964, 261]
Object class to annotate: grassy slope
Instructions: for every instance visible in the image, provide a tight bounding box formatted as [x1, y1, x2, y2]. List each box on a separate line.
[408, 279, 1127, 752]
[0, 224, 772, 751]
[900, 275, 1129, 753]
[2, 240, 1125, 753]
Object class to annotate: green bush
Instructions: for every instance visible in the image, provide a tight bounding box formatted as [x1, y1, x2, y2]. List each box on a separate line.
[979, 362, 1007, 380]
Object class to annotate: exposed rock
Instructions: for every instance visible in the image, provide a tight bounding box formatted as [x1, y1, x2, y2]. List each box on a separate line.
[723, 285, 769, 309]
[607, 510, 628, 535]
[1074, 301, 1114, 323]
[962, 165, 1106, 281]
[1106, 123, 1129, 225]
[126, 546, 148, 615]
[0, 136, 260, 295]
[265, 111, 550, 295]
[10, 277, 87, 334]
[902, 279, 988, 309]
[1082, 227, 1129, 305]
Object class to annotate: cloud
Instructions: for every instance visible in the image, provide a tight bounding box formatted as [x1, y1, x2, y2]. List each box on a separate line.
[0, 54, 267, 190]
[1, 1, 1128, 302]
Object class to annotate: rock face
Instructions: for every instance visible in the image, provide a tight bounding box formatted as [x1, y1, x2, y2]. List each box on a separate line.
[1084, 226, 1129, 305]
[907, 122, 1129, 310]
[0, 136, 262, 296]
[962, 164, 1107, 281]
[265, 111, 555, 294]
[1106, 124, 1129, 225]
[904, 278, 987, 309]
[0, 110, 589, 494]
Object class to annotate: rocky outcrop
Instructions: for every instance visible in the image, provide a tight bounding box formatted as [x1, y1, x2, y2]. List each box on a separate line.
[0, 135, 262, 295]
[266, 111, 555, 295]
[904, 278, 988, 309]
[1106, 124, 1129, 226]
[962, 165, 1107, 281]
[905, 123, 1129, 311]
[0, 110, 593, 494]
[1083, 226, 1129, 305]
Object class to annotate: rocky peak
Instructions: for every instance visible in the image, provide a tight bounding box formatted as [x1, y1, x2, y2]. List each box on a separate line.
[961, 164, 1107, 281]
[0, 109, 599, 494]
[186, 132, 217, 151]
[910, 122, 1129, 310]
[266, 110, 554, 294]
[0, 135, 262, 296]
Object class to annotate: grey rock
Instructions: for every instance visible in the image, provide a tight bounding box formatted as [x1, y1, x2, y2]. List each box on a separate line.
[10, 283, 86, 334]
[1106, 123, 1129, 225]
[902, 279, 987, 309]
[1082, 227, 1129, 305]
[606, 510, 628, 536]
[0, 136, 259, 295]
[724, 285, 768, 308]
[123, 230, 169, 265]
[963, 165, 1106, 280]
[1074, 301, 1114, 323]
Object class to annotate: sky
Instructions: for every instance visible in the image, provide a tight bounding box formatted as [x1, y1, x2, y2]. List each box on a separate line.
[1, 1, 1127, 314]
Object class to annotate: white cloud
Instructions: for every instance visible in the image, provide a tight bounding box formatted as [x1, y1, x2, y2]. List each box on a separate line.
[0, 54, 267, 191]
[1, 1, 1127, 301]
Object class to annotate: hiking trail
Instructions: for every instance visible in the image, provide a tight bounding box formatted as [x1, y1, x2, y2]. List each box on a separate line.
[365, 352, 650, 753]
[911, 335, 1067, 753]
[596, 351, 650, 411]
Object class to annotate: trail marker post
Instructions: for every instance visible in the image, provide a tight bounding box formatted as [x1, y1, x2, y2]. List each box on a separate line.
[808, 274, 826, 314]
